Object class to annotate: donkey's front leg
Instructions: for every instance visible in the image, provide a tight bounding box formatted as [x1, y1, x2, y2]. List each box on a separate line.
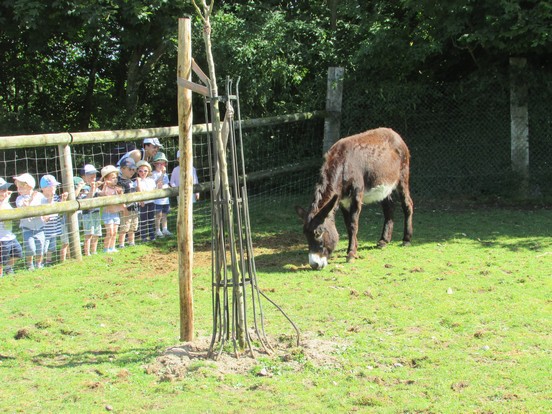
[378, 197, 395, 248]
[342, 193, 362, 262]
[340, 206, 355, 262]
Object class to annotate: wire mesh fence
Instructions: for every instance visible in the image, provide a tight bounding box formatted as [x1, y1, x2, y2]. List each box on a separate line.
[341, 70, 552, 199]
[190, 115, 324, 241]
[1, 67, 550, 274]
[0, 114, 324, 274]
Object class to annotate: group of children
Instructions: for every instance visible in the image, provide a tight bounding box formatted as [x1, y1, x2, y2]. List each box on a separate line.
[0, 173, 69, 275]
[0, 140, 199, 277]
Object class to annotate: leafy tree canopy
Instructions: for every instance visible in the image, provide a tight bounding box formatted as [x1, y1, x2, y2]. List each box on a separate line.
[0, 0, 550, 134]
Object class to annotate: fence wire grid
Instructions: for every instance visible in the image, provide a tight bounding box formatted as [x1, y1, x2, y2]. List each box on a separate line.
[1, 68, 551, 273]
[342, 70, 552, 198]
[0, 116, 323, 272]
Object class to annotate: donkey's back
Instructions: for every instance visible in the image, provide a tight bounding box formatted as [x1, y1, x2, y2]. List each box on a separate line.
[326, 128, 410, 207]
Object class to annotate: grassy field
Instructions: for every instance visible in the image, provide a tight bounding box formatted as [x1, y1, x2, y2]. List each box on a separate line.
[1, 197, 551, 413]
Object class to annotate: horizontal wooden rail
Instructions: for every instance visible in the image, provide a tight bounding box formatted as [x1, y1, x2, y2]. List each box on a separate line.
[0, 187, 179, 221]
[0, 111, 326, 149]
[0, 158, 321, 221]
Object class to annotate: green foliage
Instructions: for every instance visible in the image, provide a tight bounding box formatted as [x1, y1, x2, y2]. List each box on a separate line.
[404, 0, 552, 56]
[1, 0, 551, 134]
[191, 1, 334, 117]
[0, 0, 194, 133]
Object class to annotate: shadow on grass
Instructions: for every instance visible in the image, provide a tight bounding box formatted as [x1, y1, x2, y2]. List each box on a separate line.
[31, 347, 163, 369]
[247, 204, 552, 273]
[165, 195, 551, 272]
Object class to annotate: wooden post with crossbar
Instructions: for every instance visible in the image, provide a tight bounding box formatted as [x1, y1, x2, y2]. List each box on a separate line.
[177, 16, 194, 342]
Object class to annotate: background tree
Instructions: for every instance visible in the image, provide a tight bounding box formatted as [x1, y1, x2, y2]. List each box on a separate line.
[0, 0, 193, 133]
[0, 0, 550, 134]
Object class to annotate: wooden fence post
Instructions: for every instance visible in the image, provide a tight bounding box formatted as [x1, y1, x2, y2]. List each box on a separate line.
[177, 16, 194, 342]
[509, 57, 529, 198]
[323, 67, 344, 153]
[58, 144, 82, 261]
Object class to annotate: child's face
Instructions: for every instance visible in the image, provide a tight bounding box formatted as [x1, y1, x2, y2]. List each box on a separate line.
[42, 186, 57, 197]
[0, 189, 10, 201]
[154, 161, 166, 171]
[104, 172, 118, 186]
[83, 173, 96, 184]
[15, 181, 32, 195]
[120, 166, 136, 179]
[137, 167, 150, 178]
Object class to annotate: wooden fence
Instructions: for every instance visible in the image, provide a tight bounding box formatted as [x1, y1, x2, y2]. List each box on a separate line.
[0, 110, 326, 220]
[0, 110, 328, 260]
[0, 66, 344, 263]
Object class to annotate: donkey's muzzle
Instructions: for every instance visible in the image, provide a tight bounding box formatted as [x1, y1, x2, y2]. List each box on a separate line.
[309, 253, 328, 270]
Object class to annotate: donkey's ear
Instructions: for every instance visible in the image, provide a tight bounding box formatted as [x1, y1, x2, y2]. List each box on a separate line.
[295, 205, 307, 221]
[320, 195, 339, 217]
[310, 195, 339, 229]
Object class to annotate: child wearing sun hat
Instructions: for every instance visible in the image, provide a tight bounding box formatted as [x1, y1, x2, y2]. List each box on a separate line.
[40, 174, 69, 265]
[14, 173, 47, 270]
[117, 158, 139, 249]
[78, 164, 102, 256]
[151, 152, 172, 237]
[0, 177, 23, 276]
[98, 165, 125, 253]
[135, 160, 156, 242]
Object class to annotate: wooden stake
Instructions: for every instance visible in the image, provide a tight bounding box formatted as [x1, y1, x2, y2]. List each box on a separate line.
[177, 16, 194, 342]
[58, 143, 83, 262]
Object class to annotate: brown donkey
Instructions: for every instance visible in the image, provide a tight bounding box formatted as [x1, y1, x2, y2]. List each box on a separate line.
[295, 127, 413, 269]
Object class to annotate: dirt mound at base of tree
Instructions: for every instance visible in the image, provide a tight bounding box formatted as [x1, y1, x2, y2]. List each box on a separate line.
[145, 333, 348, 381]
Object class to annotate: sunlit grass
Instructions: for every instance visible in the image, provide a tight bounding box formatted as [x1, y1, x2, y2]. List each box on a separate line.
[1, 197, 551, 413]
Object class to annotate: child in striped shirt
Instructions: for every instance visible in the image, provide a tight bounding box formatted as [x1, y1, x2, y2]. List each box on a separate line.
[40, 175, 69, 265]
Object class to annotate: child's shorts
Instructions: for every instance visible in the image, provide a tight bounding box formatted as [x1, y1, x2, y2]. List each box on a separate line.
[102, 211, 120, 226]
[154, 204, 170, 214]
[1, 238, 23, 265]
[120, 211, 139, 233]
[44, 235, 58, 253]
[21, 228, 45, 257]
[82, 211, 102, 236]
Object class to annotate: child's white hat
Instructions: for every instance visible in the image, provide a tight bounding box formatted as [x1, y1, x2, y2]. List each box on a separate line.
[101, 165, 119, 179]
[14, 173, 36, 189]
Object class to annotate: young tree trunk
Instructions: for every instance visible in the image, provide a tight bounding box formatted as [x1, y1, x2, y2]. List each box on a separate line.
[77, 45, 99, 130]
[193, 0, 246, 349]
[125, 42, 170, 122]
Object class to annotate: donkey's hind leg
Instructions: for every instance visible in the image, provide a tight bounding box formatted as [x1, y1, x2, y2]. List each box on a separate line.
[400, 187, 414, 246]
[378, 197, 395, 248]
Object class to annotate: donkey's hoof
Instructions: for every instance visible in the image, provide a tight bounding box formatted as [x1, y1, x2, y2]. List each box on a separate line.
[377, 240, 388, 249]
[402, 241, 412, 247]
[346, 254, 356, 263]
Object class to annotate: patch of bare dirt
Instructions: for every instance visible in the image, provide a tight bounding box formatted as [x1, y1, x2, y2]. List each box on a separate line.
[145, 332, 348, 382]
[131, 230, 305, 274]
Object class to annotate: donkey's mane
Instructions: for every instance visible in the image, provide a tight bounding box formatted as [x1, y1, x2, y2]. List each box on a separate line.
[308, 156, 342, 220]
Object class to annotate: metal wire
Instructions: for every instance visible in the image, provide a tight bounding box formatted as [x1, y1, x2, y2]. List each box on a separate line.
[207, 78, 300, 359]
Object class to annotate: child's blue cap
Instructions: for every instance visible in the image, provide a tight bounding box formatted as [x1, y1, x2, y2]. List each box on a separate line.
[40, 175, 61, 189]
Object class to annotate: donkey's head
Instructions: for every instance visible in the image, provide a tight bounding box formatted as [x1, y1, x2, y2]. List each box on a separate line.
[295, 195, 339, 270]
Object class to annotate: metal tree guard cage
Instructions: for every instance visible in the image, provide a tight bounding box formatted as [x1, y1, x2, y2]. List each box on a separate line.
[205, 78, 299, 359]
